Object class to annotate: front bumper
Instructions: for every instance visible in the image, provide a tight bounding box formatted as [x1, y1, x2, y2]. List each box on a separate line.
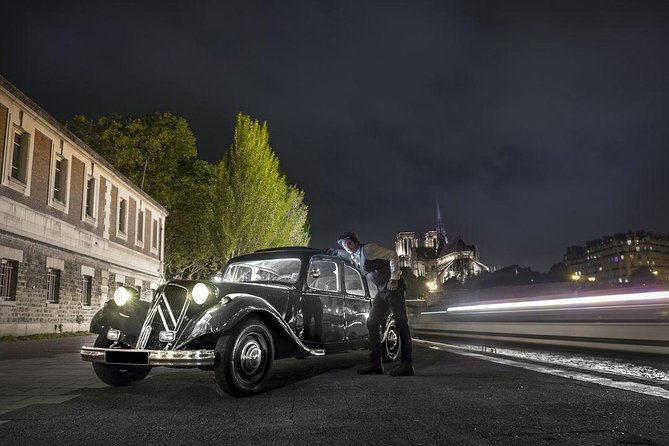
[80, 346, 215, 367]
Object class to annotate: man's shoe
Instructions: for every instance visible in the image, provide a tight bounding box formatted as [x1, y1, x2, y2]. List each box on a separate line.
[357, 360, 384, 375]
[389, 362, 414, 376]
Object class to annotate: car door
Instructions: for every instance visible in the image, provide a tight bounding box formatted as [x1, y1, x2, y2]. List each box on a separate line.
[342, 264, 371, 343]
[300, 258, 345, 344]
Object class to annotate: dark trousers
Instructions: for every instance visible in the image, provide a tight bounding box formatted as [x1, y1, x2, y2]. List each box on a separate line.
[367, 283, 413, 364]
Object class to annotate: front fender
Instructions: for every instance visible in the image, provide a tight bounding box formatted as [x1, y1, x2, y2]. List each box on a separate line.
[89, 298, 151, 338]
[175, 293, 323, 357]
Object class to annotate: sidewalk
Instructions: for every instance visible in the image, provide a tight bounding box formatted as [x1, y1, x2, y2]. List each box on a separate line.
[0, 335, 104, 416]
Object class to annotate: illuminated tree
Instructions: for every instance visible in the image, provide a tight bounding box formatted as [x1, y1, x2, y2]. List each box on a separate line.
[216, 113, 310, 260]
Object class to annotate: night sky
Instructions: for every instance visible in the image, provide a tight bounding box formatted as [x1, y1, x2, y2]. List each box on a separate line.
[2, 1, 669, 271]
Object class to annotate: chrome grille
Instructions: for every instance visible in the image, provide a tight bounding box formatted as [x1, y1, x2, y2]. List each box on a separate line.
[137, 284, 190, 349]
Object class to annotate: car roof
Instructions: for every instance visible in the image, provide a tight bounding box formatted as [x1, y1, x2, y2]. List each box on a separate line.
[228, 247, 328, 264]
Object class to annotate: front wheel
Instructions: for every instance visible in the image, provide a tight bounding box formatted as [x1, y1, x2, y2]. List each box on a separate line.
[91, 335, 151, 386]
[214, 317, 275, 397]
[382, 312, 401, 363]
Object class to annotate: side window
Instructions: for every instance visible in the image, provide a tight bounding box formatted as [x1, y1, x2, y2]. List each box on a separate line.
[10, 130, 30, 184]
[151, 219, 158, 250]
[118, 198, 127, 234]
[85, 177, 96, 219]
[52, 157, 68, 203]
[47, 268, 61, 303]
[82, 274, 92, 306]
[344, 264, 366, 296]
[0, 258, 19, 301]
[136, 210, 144, 243]
[306, 259, 339, 292]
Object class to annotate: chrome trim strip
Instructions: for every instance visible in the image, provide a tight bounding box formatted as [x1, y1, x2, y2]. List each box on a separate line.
[163, 293, 178, 327]
[136, 303, 158, 349]
[157, 305, 170, 329]
[80, 346, 215, 367]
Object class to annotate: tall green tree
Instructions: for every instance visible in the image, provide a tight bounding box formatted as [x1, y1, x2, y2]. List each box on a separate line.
[216, 113, 310, 260]
[67, 113, 220, 277]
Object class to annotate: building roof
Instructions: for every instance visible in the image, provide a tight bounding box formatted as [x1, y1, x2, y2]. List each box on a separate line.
[0, 75, 167, 214]
[441, 237, 476, 255]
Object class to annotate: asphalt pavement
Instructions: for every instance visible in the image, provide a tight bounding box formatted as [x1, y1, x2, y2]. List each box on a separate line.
[0, 335, 668, 445]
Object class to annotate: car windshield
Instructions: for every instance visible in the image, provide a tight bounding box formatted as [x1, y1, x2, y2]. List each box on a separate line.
[222, 258, 302, 284]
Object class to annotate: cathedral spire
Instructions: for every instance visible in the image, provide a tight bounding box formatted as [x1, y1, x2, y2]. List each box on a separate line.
[436, 199, 447, 251]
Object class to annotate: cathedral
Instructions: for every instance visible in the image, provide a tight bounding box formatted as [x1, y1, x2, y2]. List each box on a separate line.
[395, 203, 489, 285]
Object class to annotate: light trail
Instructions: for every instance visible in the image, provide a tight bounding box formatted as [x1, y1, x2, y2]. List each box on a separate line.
[422, 290, 669, 315]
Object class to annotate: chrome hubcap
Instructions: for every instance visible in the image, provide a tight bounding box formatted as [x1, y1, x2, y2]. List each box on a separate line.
[239, 339, 263, 375]
[387, 329, 398, 350]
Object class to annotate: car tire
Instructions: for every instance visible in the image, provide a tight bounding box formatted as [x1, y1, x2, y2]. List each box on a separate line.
[382, 312, 401, 363]
[214, 317, 275, 397]
[91, 335, 151, 386]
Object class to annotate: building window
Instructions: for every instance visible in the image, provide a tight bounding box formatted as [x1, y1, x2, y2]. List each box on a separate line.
[52, 157, 68, 203]
[85, 177, 96, 218]
[136, 210, 144, 243]
[152, 219, 158, 250]
[118, 198, 127, 234]
[47, 268, 61, 303]
[0, 259, 18, 301]
[10, 131, 30, 183]
[82, 275, 92, 306]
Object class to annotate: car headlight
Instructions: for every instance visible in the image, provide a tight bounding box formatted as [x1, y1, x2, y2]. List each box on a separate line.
[113, 287, 131, 306]
[192, 282, 209, 304]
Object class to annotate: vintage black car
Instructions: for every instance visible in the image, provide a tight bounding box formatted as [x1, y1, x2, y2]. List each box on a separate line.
[81, 247, 401, 396]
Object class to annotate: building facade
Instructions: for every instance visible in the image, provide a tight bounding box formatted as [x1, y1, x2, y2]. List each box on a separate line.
[564, 231, 669, 285]
[396, 232, 488, 285]
[0, 76, 168, 336]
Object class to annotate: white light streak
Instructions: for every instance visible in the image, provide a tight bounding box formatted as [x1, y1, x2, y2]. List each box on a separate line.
[422, 290, 669, 315]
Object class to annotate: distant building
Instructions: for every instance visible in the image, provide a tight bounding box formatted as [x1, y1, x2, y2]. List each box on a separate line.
[395, 204, 488, 285]
[564, 230, 669, 284]
[0, 75, 168, 336]
[396, 231, 419, 268]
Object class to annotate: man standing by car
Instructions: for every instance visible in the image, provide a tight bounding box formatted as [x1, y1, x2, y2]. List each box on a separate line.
[332, 231, 414, 376]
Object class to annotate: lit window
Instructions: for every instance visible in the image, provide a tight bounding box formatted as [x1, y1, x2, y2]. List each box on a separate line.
[0, 259, 18, 301]
[47, 268, 61, 303]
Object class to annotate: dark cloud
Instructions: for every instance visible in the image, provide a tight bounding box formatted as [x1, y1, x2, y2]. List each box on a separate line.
[2, 0, 669, 270]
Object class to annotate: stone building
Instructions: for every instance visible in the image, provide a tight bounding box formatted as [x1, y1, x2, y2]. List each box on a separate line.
[564, 230, 669, 285]
[395, 204, 488, 285]
[0, 76, 167, 336]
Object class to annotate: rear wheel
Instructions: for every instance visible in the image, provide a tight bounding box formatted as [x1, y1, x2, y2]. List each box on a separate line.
[92, 335, 151, 386]
[214, 317, 275, 397]
[382, 312, 401, 363]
